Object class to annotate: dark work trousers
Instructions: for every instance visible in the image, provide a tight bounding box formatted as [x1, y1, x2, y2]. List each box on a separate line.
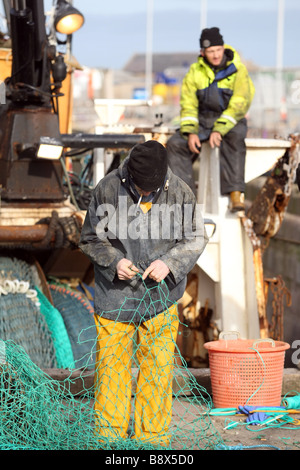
[166, 118, 247, 196]
[296, 164, 300, 191]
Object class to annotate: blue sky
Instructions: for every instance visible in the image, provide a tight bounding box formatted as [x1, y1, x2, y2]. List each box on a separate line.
[70, 0, 300, 70]
[2, 1, 300, 70]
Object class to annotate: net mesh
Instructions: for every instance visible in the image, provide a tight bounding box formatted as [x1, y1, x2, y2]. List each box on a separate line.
[0, 256, 57, 369]
[0, 257, 224, 451]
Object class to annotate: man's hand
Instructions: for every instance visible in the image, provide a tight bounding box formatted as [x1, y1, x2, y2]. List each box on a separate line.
[142, 260, 170, 283]
[116, 258, 139, 280]
[188, 134, 201, 153]
[209, 131, 222, 148]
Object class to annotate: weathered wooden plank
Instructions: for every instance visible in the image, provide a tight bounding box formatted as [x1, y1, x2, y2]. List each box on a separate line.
[42, 367, 300, 397]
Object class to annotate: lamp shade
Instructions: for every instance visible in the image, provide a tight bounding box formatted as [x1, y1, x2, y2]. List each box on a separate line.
[54, 0, 84, 35]
[37, 136, 63, 160]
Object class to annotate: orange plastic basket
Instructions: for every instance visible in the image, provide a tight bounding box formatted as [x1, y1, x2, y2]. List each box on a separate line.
[204, 332, 290, 408]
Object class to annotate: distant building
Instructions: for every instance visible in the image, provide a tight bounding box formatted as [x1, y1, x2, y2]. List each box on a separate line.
[122, 52, 199, 108]
[123, 52, 198, 76]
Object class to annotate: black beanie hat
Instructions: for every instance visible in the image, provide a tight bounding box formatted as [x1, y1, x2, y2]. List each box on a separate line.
[128, 140, 168, 191]
[200, 27, 224, 49]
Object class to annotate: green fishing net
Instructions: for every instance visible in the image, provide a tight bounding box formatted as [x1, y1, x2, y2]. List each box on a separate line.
[0, 258, 224, 451]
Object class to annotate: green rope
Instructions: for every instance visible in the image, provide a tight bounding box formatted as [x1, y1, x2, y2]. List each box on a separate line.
[245, 347, 266, 405]
[36, 287, 75, 369]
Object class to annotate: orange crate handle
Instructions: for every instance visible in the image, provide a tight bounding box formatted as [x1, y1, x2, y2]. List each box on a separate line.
[219, 331, 240, 340]
[252, 338, 275, 349]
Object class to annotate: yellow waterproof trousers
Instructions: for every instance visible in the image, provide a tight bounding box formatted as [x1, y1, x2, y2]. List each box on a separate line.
[94, 304, 179, 445]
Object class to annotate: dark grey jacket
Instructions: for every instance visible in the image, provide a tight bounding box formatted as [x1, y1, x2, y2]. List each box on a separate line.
[79, 157, 208, 322]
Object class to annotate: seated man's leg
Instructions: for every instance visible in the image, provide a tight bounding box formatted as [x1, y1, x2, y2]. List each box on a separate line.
[166, 131, 197, 195]
[219, 118, 247, 211]
[296, 164, 300, 191]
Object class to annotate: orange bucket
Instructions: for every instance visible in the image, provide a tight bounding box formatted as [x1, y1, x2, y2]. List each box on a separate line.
[204, 331, 290, 408]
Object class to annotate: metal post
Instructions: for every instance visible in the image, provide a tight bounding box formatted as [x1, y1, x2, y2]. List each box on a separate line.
[276, 0, 285, 127]
[200, 0, 207, 32]
[145, 0, 153, 100]
[276, 0, 285, 71]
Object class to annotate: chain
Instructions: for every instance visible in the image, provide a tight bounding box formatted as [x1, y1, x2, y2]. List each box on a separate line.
[264, 276, 292, 341]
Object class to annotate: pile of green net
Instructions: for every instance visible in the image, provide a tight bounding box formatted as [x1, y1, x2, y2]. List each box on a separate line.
[0, 339, 224, 450]
[0, 257, 224, 451]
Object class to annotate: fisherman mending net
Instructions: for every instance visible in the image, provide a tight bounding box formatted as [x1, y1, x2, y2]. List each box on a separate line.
[78, 140, 215, 449]
[0, 141, 224, 450]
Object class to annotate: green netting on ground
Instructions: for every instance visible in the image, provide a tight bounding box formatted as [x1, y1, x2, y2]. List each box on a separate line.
[0, 272, 225, 451]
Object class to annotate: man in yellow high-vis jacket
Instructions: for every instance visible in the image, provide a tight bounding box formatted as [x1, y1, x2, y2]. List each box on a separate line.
[167, 27, 255, 212]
